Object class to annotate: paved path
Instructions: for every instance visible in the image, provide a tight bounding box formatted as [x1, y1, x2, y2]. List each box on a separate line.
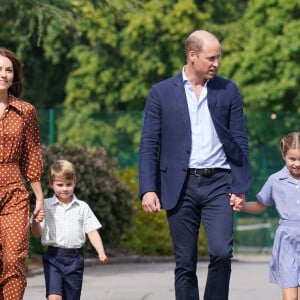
[24, 255, 280, 300]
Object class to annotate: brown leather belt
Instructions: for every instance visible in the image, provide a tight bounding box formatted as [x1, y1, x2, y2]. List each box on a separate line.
[187, 168, 230, 177]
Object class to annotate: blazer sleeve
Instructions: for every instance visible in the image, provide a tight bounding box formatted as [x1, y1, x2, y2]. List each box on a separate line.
[138, 85, 161, 198]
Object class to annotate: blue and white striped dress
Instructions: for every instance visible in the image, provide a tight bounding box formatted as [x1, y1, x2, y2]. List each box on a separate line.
[257, 166, 300, 288]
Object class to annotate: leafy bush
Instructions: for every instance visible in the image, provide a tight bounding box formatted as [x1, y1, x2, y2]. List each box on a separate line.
[117, 167, 208, 256]
[29, 144, 135, 254]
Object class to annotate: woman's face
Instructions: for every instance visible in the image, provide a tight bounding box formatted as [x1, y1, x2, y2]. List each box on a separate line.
[0, 55, 14, 93]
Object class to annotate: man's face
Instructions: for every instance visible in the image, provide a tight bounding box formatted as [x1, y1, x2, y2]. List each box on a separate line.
[191, 42, 221, 80]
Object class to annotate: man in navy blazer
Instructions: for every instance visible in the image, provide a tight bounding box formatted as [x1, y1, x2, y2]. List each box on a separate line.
[139, 30, 252, 300]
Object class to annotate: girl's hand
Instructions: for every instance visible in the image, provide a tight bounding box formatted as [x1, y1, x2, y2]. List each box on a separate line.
[230, 193, 246, 212]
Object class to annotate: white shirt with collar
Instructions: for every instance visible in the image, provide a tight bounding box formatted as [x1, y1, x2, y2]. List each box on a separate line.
[39, 194, 102, 249]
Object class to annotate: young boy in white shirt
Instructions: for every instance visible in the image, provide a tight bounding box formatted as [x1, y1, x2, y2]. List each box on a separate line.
[31, 159, 108, 300]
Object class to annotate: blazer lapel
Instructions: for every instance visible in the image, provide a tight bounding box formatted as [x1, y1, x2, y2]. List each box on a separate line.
[207, 79, 218, 110]
[173, 73, 191, 133]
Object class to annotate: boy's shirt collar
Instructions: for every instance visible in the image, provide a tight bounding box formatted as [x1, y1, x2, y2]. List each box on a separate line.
[51, 194, 80, 207]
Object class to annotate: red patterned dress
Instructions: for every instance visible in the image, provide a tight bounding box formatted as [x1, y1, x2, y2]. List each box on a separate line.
[0, 94, 43, 300]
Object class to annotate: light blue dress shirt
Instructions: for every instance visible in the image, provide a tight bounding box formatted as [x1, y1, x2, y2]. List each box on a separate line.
[182, 68, 230, 169]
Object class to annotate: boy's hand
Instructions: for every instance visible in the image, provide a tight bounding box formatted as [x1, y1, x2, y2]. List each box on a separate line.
[98, 254, 108, 265]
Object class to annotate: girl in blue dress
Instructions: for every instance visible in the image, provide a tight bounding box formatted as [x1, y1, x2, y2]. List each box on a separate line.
[242, 132, 300, 300]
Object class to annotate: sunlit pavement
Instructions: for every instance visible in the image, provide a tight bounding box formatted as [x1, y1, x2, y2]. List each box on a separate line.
[24, 255, 280, 300]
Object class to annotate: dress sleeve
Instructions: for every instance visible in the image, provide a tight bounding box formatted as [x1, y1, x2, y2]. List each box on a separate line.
[19, 103, 43, 182]
[256, 177, 274, 207]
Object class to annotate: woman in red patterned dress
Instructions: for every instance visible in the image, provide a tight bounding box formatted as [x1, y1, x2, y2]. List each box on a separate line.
[0, 48, 44, 300]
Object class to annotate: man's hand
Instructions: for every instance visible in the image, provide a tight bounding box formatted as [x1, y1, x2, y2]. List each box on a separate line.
[142, 192, 161, 213]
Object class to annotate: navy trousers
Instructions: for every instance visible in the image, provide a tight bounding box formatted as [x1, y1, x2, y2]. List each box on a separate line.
[167, 171, 233, 300]
[43, 247, 84, 300]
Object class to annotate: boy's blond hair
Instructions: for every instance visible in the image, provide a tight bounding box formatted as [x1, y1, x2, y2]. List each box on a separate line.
[49, 160, 76, 183]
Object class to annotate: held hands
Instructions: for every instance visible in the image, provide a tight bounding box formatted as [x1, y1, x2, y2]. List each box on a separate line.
[33, 199, 45, 222]
[142, 192, 161, 213]
[229, 193, 245, 212]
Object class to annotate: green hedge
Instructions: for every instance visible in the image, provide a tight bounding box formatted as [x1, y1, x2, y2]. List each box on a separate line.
[117, 167, 208, 256]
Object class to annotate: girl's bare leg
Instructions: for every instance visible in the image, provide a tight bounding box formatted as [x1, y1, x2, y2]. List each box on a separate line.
[282, 287, 298, 300]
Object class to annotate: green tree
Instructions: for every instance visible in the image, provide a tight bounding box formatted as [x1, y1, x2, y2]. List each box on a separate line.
[3, 0, 300, 113]
[0, 0, 138, 108]
[64, 0, 210, 110]
[219, 0, 300, 112]
[0, 0, 74, 108]
[201, 0, 248, 24]
[55, 105, 142, 167]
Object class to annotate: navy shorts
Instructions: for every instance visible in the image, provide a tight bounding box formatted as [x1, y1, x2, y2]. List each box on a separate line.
[42, 246, 84, 299]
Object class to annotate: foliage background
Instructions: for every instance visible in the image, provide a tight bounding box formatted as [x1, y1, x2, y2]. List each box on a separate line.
[2, 0, 299, 114]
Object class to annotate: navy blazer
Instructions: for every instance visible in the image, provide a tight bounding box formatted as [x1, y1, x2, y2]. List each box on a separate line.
[138, 72, 252, 210]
